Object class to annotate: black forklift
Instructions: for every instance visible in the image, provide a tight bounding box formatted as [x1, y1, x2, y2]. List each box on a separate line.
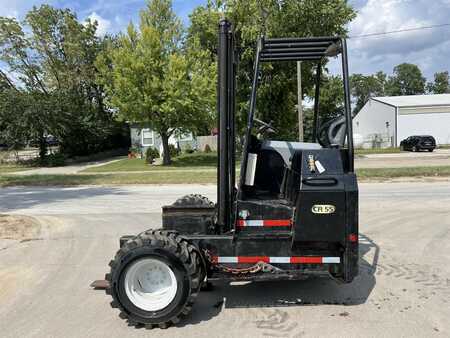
[104, 19, 358, 328]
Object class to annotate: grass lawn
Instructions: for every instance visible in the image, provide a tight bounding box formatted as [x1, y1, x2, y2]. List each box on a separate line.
[0, 171, 218, 187]
[355, 148, 401, 155]
[1, 165, 450, 187]
[0, 164, 32, 174]
[83, 153, 220, 173]
[357, 166, 450, 179]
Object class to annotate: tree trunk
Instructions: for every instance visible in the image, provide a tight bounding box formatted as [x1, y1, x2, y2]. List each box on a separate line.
[38, 134, 47, 163]
[160, 132, 171, 165]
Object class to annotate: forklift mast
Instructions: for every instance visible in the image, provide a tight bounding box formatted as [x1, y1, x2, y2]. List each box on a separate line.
[217, 19, 236, 233]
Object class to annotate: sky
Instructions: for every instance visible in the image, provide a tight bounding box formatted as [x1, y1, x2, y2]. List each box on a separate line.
[1, 0, 450, 81]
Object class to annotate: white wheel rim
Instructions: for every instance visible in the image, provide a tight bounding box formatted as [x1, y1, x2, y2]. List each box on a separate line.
[124, 258, 178, 311]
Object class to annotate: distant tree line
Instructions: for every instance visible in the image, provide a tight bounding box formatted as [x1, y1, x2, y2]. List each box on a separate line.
[350, 64, 450, 114]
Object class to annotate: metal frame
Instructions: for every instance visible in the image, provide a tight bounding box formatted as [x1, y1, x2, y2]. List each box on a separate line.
[239, 35, 355, 196]
[217, 20, 237, 232]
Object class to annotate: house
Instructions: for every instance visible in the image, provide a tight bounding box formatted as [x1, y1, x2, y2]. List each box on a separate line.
[130, 124, 197, 156]
[353, 94, 450, 148]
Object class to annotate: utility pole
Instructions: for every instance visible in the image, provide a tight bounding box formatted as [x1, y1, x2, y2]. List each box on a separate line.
[297, 61, 303, 141]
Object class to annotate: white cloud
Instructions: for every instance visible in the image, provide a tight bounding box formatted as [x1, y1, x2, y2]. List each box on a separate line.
[87, 12, 111, 36]
[349, 0, 448, 56]
[6, 10, 19, 19]
[344, 0, 450, 79]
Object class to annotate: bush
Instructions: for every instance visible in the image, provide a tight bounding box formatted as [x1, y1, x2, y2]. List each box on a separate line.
[145, 147, 160, 164]
[169, 144, 179, 158]
[204, 144, 212, 153]
[184, 144, 195, 154]
[42, 153, 66, 167]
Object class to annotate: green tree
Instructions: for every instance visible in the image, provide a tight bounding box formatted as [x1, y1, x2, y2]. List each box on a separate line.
[97, 0, 216, 165]
[188, 0, 356, 140]
[427, 71, 450, 94]
[0, 16, 52, 158]
[350, 71, 386, 114]
[25, 5, 114, 157]
[386, 63, 426, 96]
[0, 6, 114, 161]
[303, 75, 345, 142]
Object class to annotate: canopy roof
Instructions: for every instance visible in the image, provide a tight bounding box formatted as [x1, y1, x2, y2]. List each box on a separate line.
[260, 37, 342, 62]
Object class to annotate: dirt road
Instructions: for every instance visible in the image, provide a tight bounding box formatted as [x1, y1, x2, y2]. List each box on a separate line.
[0, 183, 449, 337]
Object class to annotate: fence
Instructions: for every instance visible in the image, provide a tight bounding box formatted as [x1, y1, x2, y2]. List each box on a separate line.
[197, 135, 217, 152]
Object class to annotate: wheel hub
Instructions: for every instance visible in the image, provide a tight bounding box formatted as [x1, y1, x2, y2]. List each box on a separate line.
[124, 258, 178, 311]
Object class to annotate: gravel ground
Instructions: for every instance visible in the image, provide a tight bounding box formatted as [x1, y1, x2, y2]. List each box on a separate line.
[0, 183, 449, 337]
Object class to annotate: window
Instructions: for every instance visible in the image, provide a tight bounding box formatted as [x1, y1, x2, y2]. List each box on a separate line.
[141, 129, 154, 146]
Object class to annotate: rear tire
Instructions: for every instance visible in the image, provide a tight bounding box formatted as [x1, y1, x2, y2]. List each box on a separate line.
[428, 149, 433, 152]
[412, 146, 418, 152]
[106, 230, 202, 328]
[173, 194, 214, 207]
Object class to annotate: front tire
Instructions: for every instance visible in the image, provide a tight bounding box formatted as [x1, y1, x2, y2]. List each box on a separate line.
[412, 146, 418, 152]
[106, 230, 202, 328]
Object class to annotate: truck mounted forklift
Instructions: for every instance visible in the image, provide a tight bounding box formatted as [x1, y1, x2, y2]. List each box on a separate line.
[103, 19, 358, 328]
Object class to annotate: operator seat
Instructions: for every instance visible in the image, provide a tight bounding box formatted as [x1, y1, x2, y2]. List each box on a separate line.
[280, 150, 302, 203]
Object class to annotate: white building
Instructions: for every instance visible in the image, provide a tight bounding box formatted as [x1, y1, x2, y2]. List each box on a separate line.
[353, 94, 450, 148]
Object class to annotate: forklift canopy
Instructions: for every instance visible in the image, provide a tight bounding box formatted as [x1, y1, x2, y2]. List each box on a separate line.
[260, 37, 342, 62]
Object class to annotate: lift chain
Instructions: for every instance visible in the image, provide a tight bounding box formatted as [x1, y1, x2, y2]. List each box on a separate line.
[204, 250, 282, 275]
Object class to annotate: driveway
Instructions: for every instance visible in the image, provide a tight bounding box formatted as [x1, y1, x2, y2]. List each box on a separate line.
[11, 158, 122, 176]
[0, 183, 449, 337]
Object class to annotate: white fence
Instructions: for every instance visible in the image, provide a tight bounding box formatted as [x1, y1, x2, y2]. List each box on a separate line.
[197, 135, 217, 151]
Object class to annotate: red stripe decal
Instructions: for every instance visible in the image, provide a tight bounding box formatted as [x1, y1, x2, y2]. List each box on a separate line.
[235, 219, 292, 227]
[238, 256, 270, 263]
[290, 256, 323, 264]
[264, 219, 292, 226]
[236, 219, 245, 226]
[210, 256, 218, 263]
[348, 233, 358, 242]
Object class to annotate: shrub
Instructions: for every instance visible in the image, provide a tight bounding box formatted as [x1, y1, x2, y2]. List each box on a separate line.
[145, 147, 160, 164]
[184, 144, 195, 154]
[169, 144, 179, 158]
[42, 153, 66, 167]
[204, 144, 212, 153]
[129, 146, 140, 154]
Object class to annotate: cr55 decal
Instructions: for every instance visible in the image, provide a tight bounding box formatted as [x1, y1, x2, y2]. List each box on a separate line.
[312, 204, 336, 214]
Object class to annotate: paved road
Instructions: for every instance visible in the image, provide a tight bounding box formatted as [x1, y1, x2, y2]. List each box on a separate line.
[356, 148, 450, 168]
[1, 183, 449, 337]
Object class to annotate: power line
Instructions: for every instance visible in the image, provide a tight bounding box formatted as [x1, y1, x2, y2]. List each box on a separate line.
[349, 23, 450, 39]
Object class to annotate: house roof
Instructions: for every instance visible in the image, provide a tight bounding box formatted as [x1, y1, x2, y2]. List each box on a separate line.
[372, 94, 450, 108]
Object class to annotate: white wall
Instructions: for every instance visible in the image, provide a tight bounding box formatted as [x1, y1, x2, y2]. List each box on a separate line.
[353, 99, 396, 148]
[397, 110, 450, 145]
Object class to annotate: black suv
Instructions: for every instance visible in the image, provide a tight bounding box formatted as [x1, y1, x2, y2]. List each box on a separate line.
[400, 135, 436, 152]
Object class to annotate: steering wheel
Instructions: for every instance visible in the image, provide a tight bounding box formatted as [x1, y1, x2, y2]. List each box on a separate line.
[317, 115, 347, 148]
[254, 118, 277, 135]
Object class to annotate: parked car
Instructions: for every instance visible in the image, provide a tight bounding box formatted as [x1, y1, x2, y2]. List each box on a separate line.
[46, 135, 59, 147]
[400, 135, 436, 152]
[29, 135, 59, 148]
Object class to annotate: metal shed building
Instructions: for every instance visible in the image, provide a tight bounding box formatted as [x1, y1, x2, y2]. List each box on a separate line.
[353, 94, 450, 148]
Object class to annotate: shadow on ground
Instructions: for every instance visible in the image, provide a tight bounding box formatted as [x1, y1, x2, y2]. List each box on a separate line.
[0, 186, 129, 213]
[181, 233, 379, 327]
